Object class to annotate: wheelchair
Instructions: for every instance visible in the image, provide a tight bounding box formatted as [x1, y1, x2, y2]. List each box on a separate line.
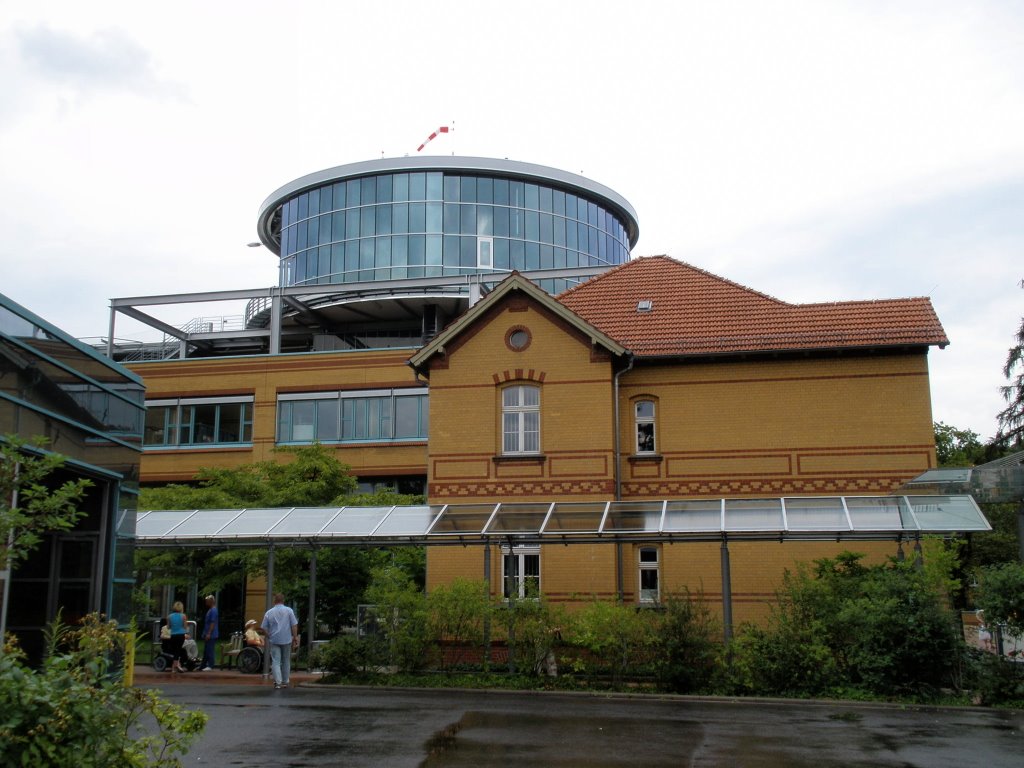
[237, 644, 264, 674]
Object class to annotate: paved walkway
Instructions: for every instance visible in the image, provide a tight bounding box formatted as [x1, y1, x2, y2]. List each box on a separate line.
[132, 663, 324, 687]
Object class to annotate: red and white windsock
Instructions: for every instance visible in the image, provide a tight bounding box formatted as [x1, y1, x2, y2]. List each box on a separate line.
[417, 125, 451, 152]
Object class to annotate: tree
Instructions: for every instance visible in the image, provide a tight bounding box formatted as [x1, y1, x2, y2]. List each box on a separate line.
[933, 422, 985, 467]
[996, 278, 1024, 448]
[1, 436, 91, 647]
[1, 436, 91, 573]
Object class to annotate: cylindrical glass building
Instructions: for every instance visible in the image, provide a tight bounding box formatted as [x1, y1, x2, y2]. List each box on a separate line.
[257, 156, 639, 294]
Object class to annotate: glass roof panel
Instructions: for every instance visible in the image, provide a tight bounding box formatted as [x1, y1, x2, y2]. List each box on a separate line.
[724, 499, 784, 530]
[844, 496, 907, 529]
[904, 495, 991, 531]
[320, 506, 393, 536]
[604, 501, 663, 532]
[663, 500, 722, 532]
[135, 510, 197, 537]
[217, 508, 293, 537]
[374, 505, 445, 536]
[269, 507, 342, 536]
[488, 503, 551, 534]
[543, 502, 608, 533]
[429, 504, 497, 535]
[784, 497, 848, 531]
[163, 508, 245, 537]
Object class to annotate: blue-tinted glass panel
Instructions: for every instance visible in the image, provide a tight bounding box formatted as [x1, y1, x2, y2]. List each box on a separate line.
[460, 176, 476, 202]
[426, 235, 442, 275]
[409, 202, 426, 232]
[443, 203, 459, 232]
[392, 203, 408, 233]
[426, 173, 443, 200]
[393, 174, 409, 202]
[332, 211, 345, 240]
[494, 237, 509, 270]
[525, 211, 539, 241]
[307, 216, 319, 244]
[494, 179, 509, 205]
[360, 206, 375, 236]
[376, 204, 392, 235]
[346, 179, 360, 207]
[460, 204, 476, 235]
[444, 175, 460, 201]
[333, 182, 346, 208]
[308, 188, 320, 216]
[539, 186, 552, 212]
[320, 213, 332, 242]
[361, 177, 376, 205]
[525, 184, 539, 210]
[409, 172, 425, 201]
[355, 238, 373, 280]
[297, 193, 308, 219]
[426, 202, 442, 233]
[392, 236, 408, 278]
[477, 205, 493, 236]
[493, 206, 509, 237]
[377, 175, 393, 203]
[346, 209, 360, 239]
[477, 177, 493, 203]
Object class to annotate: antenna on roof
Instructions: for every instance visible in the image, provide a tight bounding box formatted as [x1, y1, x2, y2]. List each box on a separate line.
[417, 124, 453, 152]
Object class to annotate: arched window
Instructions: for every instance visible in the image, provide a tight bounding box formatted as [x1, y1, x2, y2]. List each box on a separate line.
[635, 399, 656, 454]
[502, 384, 540, 454]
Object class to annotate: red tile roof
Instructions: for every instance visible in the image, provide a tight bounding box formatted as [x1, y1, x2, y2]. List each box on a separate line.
[557, 256, 948, 357]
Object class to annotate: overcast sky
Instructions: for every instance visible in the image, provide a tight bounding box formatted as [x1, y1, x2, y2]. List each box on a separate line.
[1, 1, 1021, 441]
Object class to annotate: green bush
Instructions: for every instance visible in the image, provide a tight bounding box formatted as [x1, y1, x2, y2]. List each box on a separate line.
[651, 592, 720, 694]
[498, 593, 567, 676]
[566, 600, 656, 684]
[311, 634, 384, 677]
[724, 552, 965, 699]
[0, 614, 206, 767]
[364, 565, 430, 672]
[426, 578, 491, 670]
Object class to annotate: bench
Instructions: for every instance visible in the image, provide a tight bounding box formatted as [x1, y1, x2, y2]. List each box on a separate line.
[221, 631, 244, 669]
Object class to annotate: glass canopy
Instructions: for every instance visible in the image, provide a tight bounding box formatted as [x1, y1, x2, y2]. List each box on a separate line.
[133, 495, 989, 548]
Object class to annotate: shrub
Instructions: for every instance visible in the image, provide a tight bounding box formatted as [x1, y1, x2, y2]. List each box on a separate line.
[364, 565, 430, 672]
[311, 634, 384, 677]
[651, 591, 720, 694]
[567, 600, 657, 684]
[426, 578, 490, 670]
[497, 594, 567, 676]
[0, 614, 206, 767]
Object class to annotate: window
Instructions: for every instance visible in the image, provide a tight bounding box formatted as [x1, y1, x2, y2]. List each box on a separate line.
[144, 397, 253, 447]
[277, 388, 428, 444]
[635, 400, 656, 454]
[502, 385, 540, 454]
[502, 546, 540, 599]
[478, 236, 493, 268]
[639, 547, 659, 603]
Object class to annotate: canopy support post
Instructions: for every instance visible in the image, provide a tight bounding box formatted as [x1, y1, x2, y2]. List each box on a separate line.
[263, 543, 275, 678]
[721, 537, 733, 646]
[483, 545, 491, 670]
[308, 547, 317, 667]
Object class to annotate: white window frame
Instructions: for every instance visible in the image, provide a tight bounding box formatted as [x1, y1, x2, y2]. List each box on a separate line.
[635, 399, 656, 454]
[502, 385, 540, 455]
[638, 546, 660, 603]
[501, 545, 540, 599]
[478, 236, 494, 269]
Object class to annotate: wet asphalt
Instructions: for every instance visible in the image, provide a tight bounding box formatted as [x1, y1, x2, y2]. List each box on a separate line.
[136, 667, 1022, 767]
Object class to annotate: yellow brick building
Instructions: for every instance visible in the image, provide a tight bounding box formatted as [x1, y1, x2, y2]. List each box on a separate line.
[409, 257, 948, 624]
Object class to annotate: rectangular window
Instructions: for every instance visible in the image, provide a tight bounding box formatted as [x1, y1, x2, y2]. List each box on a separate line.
[143, 397, 253, 448]
[278, 390, 427, 444]
[478, 237, 493, 269]
[639, 547, 659, 603]
[635, 400, 656, 454]
[502, 385, 540, 454]
[502, 546, 540, 599]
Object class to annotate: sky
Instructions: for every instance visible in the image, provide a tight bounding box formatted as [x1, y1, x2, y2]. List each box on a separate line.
[0, 1, 1021, 441]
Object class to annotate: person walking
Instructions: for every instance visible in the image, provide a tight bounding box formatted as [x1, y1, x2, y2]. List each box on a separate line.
[200, 594, 219, 670]
[259, 593, 299, 689]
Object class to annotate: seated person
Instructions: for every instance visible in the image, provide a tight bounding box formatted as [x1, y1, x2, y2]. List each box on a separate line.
[244, 619, 264, 648]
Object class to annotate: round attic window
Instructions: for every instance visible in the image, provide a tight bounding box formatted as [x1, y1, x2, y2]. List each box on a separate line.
[506, 327, 532, 351]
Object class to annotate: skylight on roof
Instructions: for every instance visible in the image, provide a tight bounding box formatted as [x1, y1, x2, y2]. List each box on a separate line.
[637, 300, 653, 312]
